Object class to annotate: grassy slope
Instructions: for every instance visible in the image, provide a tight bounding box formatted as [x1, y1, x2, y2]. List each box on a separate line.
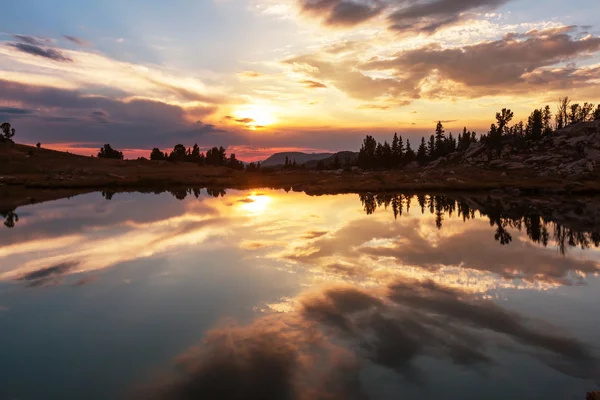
[2, 142, 600, 210]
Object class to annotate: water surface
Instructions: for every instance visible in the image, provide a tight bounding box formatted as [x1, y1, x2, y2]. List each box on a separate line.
[1, 190, 599, 399]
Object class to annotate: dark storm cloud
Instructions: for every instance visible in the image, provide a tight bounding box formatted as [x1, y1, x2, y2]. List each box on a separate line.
[298, 0, 385, 27]
[387, 0, 511, 34]
[7, 42, 72, 62]
[137, 278, 597, 398]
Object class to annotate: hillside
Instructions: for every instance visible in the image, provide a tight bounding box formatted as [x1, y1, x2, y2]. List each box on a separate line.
[261, 152, 333, 166]
[303, 151, 359, 169]
[431, 120, 600, 177]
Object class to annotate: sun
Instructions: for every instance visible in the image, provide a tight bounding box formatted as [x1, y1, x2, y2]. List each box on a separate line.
[234, 105, 277, 129]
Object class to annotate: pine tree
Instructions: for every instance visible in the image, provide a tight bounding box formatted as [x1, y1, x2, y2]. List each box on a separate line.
[405, 139, 415, 162]
[417, 137, 427, 164]
[434, 122, 445, 158]
[391, 133, 401, 167]
[542, 105, 552, 135]
[427, 135, 435, 158]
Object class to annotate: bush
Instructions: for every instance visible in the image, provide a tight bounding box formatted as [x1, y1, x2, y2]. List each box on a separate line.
[98, 144, 124, 160]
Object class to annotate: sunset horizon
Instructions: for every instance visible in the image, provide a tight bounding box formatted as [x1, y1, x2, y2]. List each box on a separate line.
[1, 0, 599, 160]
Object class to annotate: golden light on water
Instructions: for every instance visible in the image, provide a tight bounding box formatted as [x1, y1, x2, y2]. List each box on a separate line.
[239, 193, 272, 215]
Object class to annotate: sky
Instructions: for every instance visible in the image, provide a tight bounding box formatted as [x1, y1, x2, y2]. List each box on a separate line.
[1, 0, 599, 160]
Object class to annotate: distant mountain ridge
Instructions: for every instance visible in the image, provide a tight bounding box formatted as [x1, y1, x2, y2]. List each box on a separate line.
[261, 152, 334, 166]
[303, 151, 359, 169]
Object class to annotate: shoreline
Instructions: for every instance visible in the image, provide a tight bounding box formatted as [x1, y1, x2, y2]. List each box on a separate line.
[3, 142, 600, 211]
[2, 168, 600, 212]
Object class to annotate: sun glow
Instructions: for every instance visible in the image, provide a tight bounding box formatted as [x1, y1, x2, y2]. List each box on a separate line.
[234, 104, 277, 129]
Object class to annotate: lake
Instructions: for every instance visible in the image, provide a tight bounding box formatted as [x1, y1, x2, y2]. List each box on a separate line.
[1, 189, 599, 399]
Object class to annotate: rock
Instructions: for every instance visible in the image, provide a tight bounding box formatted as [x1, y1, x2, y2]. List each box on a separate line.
[586, 161, 595, 172]
[449, 170, 455, 175]
[501, 172, 507, 177]
[464, 142, 485, 159]
[585, 147, 600, 161]
[405, 161, 420, 170]
[506, 162, 525, 170]
[446, 177, 458, 182]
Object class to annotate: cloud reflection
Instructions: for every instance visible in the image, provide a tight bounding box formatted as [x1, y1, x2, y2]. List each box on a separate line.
[136, 277, 598, 399]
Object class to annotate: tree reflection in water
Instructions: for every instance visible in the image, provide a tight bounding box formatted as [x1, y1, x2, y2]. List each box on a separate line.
[360, 193, 600, 254]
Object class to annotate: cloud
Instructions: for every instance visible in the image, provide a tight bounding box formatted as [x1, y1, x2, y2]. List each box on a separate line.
[0, 79, 226, 148]
[301, 230, 329, 239]
[297, 0, 385, 27]
[302, 80, 327, 88]
[225, 115, 255, 125]
[357, 103, 390, 110]
[238, 71, 263, 78]
[0, 107, 34, 116]
[362, 30, 600, 99]
[285, 54, 406, 101]
[7, 42, 72, 62]
[64, 35, 91, 46]
[295, 0, 512, 33]
[285, 28, 600, 104]
[387, 0, 511, 34]
[90, 110, 110, 124]
[12, 34, 52, 46]
[142, 76, 223, 104]
[16, 261, 81, 287]
[17, 262, 79, 281]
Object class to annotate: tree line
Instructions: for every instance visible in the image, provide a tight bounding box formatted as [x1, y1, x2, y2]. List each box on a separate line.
[147, 144, 244, 170]
[358, 98, 600, 170]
